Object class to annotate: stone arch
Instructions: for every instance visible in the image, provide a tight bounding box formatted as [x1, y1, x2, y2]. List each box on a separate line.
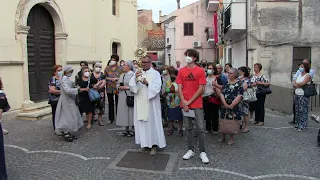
[15, 0, 66, 36]
[15, 0, 68, 103]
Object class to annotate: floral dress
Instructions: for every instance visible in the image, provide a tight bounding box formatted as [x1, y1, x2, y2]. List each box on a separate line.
[240, 77, 251, 115]
[220, 81, 244, 120]
[91, 73, 106, 115]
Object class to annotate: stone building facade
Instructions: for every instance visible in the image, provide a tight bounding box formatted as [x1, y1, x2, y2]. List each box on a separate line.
[0, 0, 137, 115]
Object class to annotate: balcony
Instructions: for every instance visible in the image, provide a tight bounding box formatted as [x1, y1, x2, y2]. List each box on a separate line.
[206, 0, 219, 12]
[223, 0, 246, 39]
[205, 27, 215, 45]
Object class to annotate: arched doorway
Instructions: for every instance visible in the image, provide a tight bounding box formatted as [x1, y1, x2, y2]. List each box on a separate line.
[27, 5, 55, 102]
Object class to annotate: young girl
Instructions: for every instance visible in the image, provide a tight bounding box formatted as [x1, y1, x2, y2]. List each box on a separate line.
[166, 69, 183, 136]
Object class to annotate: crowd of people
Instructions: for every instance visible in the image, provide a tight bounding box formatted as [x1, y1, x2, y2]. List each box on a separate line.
[0, 49, 319, 179]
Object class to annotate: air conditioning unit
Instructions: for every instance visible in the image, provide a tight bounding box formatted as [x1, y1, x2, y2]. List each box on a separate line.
[193, 41, 202, 48]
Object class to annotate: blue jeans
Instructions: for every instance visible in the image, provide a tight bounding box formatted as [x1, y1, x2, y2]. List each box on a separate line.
[0, 123, 7, 180]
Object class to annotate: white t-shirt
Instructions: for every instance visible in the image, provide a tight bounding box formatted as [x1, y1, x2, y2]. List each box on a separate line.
[295, 73, 309, 95]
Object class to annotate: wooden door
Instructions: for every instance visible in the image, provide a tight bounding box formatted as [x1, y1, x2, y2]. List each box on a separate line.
[27, 5, 55, 102]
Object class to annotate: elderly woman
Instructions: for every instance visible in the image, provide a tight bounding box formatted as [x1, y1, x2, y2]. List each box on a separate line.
[293, 62, 311, 131]
[218, 68, 244, 145]
[251, 63, 270, 126]
[116, 61, 135, 136]
[55, 65, 85, 142]
[0, 77, 9, 180]
[91, 62, 106, 126]
[238, 66, 251, 133]
[48, 65, 63, 135]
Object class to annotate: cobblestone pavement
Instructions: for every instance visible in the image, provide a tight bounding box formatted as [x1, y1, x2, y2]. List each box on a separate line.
[2, 111, 320, 180]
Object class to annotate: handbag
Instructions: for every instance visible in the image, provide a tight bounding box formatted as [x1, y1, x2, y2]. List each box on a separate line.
[257, 85, 272, 95]
[122, 74, 134, 107]
[243, 88, 257, 102]
[87, 78, 100, 102]
[219, 111, 241, 135]
[303, 81, 317, 97]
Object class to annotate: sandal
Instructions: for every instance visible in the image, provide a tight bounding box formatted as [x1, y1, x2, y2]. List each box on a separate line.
[218, 138, 225, 143]
[86, 125, 92, 130]
[257, 122, 264, 126]
[64, 134, 73, 142]
[127, 131, 135, 137]
[98, 121, 104, 126]
[242, 128, 250, 133]
[168, 129, 173, 135]
[122, 131, 129, 136]
[178, 130, 183, 136]
[228, 139, 234, 145]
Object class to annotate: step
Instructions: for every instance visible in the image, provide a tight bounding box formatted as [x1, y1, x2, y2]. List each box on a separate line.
[17, 107, 52, 121]
[22, 101, 50, 113]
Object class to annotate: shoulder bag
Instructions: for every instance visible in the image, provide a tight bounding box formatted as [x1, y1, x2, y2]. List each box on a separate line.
[87, 78, 100, 102]
[303, 81, 317, 97]
[219, 110, 241, 135]
[243, 88, 257, 102]
[122, 74, 134, 107]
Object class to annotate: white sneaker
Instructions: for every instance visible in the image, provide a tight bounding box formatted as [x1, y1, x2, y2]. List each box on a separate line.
[183, 150, 195, 160]
[2, 128, 8, 135]
[200, 152, 209, 164]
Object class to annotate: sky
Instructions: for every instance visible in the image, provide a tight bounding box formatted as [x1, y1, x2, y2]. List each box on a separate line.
[138, 0, 199, 22]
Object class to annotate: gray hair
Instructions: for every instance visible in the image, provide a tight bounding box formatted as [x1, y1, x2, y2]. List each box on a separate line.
[229, 68, 239, 78]
[94, 62, 102, 67]
[216, 64, 223, 68]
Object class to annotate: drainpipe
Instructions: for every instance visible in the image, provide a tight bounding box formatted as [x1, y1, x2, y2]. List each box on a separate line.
[245, 0, 248, 67]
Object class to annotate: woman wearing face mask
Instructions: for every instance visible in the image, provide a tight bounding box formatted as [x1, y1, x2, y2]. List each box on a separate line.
[77, 67, 101, 129]
[55, 65, 85, 142]
[91, 62, 106, 126]
[293, 63, 311, 131]
[238, 66, 251, 133]
[104, 55, 122, 124]
[120, 60, 125, 67]
[48, 65, 63, 135]
[203, 63, 223, 134]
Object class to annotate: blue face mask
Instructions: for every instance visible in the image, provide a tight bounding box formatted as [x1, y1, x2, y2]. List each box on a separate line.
[299, 67, 305, 73]
[58, 71, 63, 76]
[67, 73, 72, 77]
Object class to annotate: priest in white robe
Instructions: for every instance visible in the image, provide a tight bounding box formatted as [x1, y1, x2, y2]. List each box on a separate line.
[129, 56, 166, 155]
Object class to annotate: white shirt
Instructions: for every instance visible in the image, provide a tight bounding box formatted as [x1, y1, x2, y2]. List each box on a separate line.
[295, 73, 309, 95]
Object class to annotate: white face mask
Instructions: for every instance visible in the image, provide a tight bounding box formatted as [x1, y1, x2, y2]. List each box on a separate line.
[207, 69, 213, 75]
[84, 72, 90, 77]
[110, 60, 116, 66]
[58, 71, 63, 76]
[95, 68, 101, 72]
[185, 56, 193, 64]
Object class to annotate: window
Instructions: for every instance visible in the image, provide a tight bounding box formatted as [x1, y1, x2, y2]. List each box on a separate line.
[112, 0, 116, 16]
[112, 42, 118, 55]
[292, 47, 311, 72]
[184, 23, 194, 36]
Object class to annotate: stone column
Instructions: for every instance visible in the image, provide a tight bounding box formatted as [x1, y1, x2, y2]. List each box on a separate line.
[16, 25, 34, 109]
[55, 33, 68, 66]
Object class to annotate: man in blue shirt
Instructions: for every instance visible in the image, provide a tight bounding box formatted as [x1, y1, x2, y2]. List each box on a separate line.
[290, 59, 317, 124]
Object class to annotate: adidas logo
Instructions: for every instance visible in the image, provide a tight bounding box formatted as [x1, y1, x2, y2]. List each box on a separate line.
[185, 73, 196, 81]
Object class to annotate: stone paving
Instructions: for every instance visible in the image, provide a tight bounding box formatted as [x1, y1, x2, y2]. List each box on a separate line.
[2, 111, 320, 180]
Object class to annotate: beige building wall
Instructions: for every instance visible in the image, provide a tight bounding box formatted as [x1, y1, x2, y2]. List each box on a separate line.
[0, 0, 138, 110]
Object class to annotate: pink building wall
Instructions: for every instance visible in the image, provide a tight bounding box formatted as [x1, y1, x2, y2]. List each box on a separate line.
[168, 0, 215, 67]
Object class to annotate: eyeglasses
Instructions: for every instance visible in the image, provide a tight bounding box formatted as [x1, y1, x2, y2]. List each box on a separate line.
[227, 72, 234, 74]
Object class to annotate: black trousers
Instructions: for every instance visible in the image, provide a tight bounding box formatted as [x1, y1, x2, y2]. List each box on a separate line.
[254, 94, 266, 122]
[204, 101, 220, 132]
[107, 93, 118, 121]
[292, 95, 296, 122]
[50, 101, 58, 130]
